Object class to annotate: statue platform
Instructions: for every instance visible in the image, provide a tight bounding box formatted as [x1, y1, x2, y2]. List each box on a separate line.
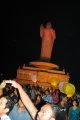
[16, 61, 69, 88]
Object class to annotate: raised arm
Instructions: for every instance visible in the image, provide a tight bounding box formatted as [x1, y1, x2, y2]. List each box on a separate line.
[3, 80, 38, 120]
[40, 24, 44, 38]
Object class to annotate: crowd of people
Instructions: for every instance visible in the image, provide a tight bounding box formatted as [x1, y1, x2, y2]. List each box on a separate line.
[0, 80, 80, 120]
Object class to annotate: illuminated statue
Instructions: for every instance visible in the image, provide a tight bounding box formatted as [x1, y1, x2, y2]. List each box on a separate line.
[40, 22, 56, 62]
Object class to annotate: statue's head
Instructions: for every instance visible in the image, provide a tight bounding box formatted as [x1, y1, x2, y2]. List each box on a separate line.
[46, 22, 52, 28]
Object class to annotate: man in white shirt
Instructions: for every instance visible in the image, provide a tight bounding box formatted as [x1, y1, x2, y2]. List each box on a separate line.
[0, 96, 14, 120]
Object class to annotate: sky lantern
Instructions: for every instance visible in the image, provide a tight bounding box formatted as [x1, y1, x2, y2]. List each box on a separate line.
[31, 74, 37, 83]
[58, 82, 68, 92]
[50, 78, 59, 87]
[63, 83, 75, 97]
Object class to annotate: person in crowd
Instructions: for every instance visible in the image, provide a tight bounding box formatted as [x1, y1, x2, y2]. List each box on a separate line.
[0, 96, 15, 120]
[42, 89, 53, 104]
[3, 80, 56, 120]
[51, 89, 60, 105]
[30, 86, 36, 103]
[67, 97, 73, 109]
[55, 93, 68, 120]
[9, 98, 32, 120]
[35, 94, 46, 111]
[68, 100, 80, 120]
[72, 95, 78, 101]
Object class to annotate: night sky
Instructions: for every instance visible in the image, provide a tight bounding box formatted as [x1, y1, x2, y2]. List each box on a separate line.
[1, 1, 80, 91]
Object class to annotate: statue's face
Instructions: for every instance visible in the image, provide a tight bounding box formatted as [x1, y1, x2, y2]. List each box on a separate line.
[46, 23, 52, 28]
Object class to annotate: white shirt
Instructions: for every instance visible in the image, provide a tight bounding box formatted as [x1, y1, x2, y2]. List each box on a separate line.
[1, 114, 11, 120]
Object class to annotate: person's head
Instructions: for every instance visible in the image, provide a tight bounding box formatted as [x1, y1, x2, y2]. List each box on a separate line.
[36, 94, 42, 103]
[73, 95, 77, 100]
[46, 22, 52, 28]
[0, 96, 14, 116]
[54, 89, 60, 94]
[45, 90, 50, 96]
[60, 93, 67, 104]
[40, 91, 45, 97]
[72, 100, 78, 107]
[37, 104, 55, 120]
[49, 87, 53, 94]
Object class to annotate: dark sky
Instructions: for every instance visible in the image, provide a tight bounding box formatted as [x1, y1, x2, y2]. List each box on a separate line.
[1, 1, 80, 91]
